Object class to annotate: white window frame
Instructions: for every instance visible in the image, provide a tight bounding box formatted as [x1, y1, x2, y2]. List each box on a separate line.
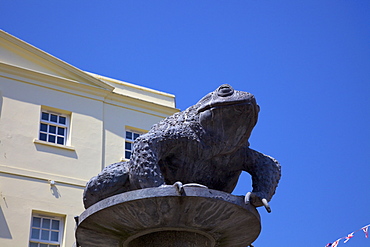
[39, 109, 70, 146]
[29, 213, 64, 247]
[124, 129, 144, 160]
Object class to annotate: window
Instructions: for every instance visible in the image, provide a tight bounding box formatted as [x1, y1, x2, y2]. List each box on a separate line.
[39, 110, 69, 145]
[124, 130, 142, 159]
[29, 214, 63, 247]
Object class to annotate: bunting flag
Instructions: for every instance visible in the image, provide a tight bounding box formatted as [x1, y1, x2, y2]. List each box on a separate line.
[331, 239, 340, 247]
[362, 225, 368, 238]
[343, 232, 354, 243]
[325, 224, 370, 247]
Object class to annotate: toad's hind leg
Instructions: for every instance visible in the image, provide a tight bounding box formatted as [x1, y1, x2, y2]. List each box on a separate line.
[83, 161, 131, 209]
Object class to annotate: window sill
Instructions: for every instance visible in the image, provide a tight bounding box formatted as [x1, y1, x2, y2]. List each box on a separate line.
[33, 139, 75, 151]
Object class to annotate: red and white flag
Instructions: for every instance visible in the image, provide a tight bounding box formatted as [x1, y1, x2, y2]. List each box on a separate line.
[343, 232, 354, 243]
[326, 224, 370, 246]
[362, 225, 369, 238]
[332, 239, 341, 247]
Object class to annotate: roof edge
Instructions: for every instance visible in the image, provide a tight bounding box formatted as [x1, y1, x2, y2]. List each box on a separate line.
[86, 72, 175, 98]
[0, 29, 114, 91]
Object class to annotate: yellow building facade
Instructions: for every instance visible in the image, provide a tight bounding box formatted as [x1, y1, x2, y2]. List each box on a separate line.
[0, 30, 178, 247]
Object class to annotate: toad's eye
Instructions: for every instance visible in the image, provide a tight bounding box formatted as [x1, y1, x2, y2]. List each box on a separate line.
[217, 84, 234, 97]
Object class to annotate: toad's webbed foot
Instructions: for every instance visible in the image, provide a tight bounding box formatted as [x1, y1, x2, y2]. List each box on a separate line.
[245, 192, 271, 213]
[183, 183, 208, 189]
[173, 181, 184, 195]
[172, 182, 208, 195]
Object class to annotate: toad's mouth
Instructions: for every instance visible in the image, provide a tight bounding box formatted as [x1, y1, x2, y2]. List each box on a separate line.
[197, 100, 252, 113]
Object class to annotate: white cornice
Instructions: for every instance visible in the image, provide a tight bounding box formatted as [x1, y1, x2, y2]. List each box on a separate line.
[105, 91, 180, 117]
[0, 30, 179, 117]
[0, 29, 114, 91]
[87, 72, 175, 98]
[0, 62, 179, 117]
[0, 62, 112, 100]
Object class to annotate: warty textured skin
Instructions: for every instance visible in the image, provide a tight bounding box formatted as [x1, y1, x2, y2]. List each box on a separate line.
[83, 84, 281, 209]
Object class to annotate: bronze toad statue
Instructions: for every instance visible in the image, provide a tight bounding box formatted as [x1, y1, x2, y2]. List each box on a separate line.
[83, 84, 281, 212]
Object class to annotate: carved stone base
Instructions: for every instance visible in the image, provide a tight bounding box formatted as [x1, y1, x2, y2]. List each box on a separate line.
[76, 186, 261, 247]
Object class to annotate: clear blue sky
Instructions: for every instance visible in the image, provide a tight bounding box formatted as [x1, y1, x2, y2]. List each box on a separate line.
[1, 1, 369, 246]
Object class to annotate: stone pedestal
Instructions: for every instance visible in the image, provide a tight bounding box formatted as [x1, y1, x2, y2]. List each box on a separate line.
[75, 186, 261, 247]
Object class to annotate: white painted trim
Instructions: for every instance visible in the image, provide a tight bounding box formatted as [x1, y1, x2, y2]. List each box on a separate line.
[0, 164, 86, 187]
[0, 62, 179, 117]
[33, 139, 75, 151]
[0, 29, 114, 91]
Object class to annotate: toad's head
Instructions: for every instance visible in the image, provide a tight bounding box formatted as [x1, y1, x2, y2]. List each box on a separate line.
[196, 84, 260, 154]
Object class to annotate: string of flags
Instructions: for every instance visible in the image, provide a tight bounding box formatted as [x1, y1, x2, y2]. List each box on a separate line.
[325, 224, 369, 247]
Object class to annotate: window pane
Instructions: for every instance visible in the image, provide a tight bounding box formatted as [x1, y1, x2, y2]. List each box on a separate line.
[29, 242, 38, 247]
[133, 133, 140, 140]
[50, 114, 58, 123]
[125, 151, 131, 159]
[39, 133, 47, 141]
[41, 230, 49, 240]
[42, 112, 49, 121]
[125, 142, 132, 150]
[58, 116, 66, 125]
[57, 127, 65, 136]
[42, 218, 50, 229]
[30, 215, 61, 247]
[31, 228, 40, 239]
[57, 137, 64, 145]
[126, 131, 132, 140]
[40, 123, 48, 132]
[51, 220, 59, 230]
[49, 125, 56, 134]
[50, 231, 59, 241]
[32, 217, 41, 227]
[48, 135, 56, 143]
